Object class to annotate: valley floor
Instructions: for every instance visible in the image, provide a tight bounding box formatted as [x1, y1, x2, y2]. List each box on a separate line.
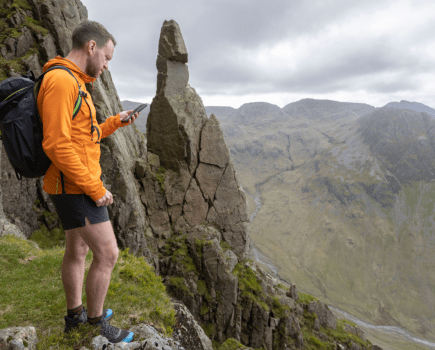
[331, 308, 435, 350]
[252, 240, 435, 350]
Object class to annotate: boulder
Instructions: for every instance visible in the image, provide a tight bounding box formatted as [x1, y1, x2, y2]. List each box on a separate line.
[38, 33, 58, 61]
[199, 114, 230, 168]
[0, 326, 38, 349]
[2, 37, 18, 60]
[16, 28, 35, 57]
[0, 218, 27, 239]
[308, 300, 337, 329]
[350, 341, 362, 350]
[0, 145, 41, 237]
[286, 284, 299, 300]
[6, 9, 25, 27]
[183, 179, 208, 226]
[172, 299, 213, 350]
[344, 324, 366, 341]
[22, 54, 43, 77]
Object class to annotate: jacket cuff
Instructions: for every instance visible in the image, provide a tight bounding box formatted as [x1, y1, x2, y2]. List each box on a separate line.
[89, 186, 107, 202]
[116, 114, 128, 127]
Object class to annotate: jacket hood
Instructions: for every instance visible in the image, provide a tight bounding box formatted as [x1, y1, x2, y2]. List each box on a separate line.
[43, 56, 96, 84]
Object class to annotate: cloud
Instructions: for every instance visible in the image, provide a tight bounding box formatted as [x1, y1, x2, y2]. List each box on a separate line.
[82, 0, 435, 109]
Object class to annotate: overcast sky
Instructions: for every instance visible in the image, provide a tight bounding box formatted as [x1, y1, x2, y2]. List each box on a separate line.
[82, 0, 435, 109]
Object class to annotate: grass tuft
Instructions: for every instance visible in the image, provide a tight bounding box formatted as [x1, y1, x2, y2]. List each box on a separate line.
[297, 292, 318, 304]
[155, 166, 166, 191]
[29, 225, 64, 249]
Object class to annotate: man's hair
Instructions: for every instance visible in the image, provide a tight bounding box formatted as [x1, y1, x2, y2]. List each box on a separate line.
[71, 20, 117, 50]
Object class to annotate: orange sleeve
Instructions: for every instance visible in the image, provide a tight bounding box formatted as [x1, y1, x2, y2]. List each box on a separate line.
[99, 114, 127, 139]
[40, 71, 106, 201]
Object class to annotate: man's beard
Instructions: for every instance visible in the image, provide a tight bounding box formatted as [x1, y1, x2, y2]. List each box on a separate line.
[85, 57, 100, 78]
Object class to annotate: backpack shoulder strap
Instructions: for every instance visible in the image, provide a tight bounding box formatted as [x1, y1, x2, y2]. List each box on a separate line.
[35, 66, 83, 120]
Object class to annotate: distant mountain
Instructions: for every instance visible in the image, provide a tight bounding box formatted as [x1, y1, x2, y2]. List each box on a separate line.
[283, 98, 375, 119]
[231, 102, 289, 126]
[221, 98, 435, 343]
[359, 107, 435, 183]
[383, 100, 435, 116]
[205, 106, 236, 121]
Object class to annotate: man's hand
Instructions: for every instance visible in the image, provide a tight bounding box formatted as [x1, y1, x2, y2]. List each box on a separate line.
[119, 110, 139, 125]
[96, 189, 113, 207]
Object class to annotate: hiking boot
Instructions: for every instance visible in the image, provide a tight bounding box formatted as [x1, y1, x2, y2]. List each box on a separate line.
[102, 308, 114, 322]
[96, 317, 134, 343]
[64, 307, 114, 333]
[64, 309, 87, 334]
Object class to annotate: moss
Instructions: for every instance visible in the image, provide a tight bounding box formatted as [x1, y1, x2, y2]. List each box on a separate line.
[0, 46, 39, 80]
[303, 309, 317, 328]
[29, 225, 64, 249]
[169, 276, 193, 297]
[197, 280, 207, 295]
[216, 338, 248, 350]
[200, 302, 209, 316]
[320, 319, 372, 349]
[197, 280, 212, 302]
[233, 261, 270, 311]
[195, 238, 204, 258]
[170, 238, 198, 274]
[297, 292, 318, 304]
[165, 236, 200, 275]
[9, 27, 22, 38]
[216, 290, 222, 303]
[11, 0, 32, 11]
[220, 240, 232, 251]
[341, 319, 357, 327]
[155, 166, 166, 191]
[271, 297, 291, 318]
[40, 209, 60, 227]
[24, 16, 49, 36]
[302, 328, 335, 350]
[181, 253, 198, 274]
[233, 262, 263, 294]
[202, 323, 215, 339]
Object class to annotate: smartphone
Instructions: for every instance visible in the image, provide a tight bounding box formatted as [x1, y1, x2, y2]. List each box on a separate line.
[122, 103, 148, 123]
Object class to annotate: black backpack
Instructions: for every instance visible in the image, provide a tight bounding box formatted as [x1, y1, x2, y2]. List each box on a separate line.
[0, 66, 86, 180]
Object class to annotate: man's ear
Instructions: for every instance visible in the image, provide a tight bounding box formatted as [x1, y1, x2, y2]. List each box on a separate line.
[85, 40, 97, 56]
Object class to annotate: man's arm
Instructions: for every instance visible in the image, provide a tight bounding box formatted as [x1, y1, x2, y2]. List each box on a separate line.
[99, 110, 138, 139]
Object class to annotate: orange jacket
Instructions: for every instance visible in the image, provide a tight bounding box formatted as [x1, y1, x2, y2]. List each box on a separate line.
[37, 56, 127, 201]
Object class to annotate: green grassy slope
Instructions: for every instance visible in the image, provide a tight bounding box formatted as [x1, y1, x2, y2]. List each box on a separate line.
[0, 235, 175, 349]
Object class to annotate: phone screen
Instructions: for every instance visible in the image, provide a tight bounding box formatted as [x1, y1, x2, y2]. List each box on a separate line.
[123, 103, 148, 122]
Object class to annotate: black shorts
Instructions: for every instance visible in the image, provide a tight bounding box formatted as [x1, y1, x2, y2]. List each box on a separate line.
[49, 194, 110, 231]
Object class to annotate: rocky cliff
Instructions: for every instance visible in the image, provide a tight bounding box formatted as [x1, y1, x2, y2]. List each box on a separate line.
[0, 1, 376, 349]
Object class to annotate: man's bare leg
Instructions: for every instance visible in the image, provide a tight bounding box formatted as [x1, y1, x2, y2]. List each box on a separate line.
[76, 217, 119, 318]
[62, 226, 89, 309]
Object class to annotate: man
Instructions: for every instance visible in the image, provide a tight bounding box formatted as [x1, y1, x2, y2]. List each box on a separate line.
[37, 20, 139, 344]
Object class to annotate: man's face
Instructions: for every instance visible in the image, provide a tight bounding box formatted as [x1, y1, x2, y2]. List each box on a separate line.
[85, 39, 114, 79]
